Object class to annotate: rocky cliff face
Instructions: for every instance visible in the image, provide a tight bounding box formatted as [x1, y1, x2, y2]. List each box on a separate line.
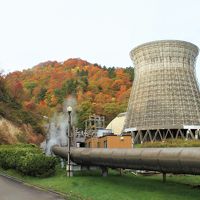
[0, 117, 44, 144]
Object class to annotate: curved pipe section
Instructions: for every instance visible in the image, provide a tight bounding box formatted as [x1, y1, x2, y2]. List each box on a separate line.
[52, 146, 200, 175]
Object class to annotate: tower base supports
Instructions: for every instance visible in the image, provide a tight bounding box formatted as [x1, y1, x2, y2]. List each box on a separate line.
[127, 128, 200, 144]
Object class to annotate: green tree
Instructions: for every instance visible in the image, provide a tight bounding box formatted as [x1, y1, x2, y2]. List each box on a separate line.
[37, 88, 47, 102]
[0, 73, 9, 102]
[77, 101, 93, 129]
[77, 69, 88, 77]
[107, 67, 116, 79]
[62, 79, 77, 95]
[25, 82, 37, 95]
[124, 67, 134, 81]
[54, 88, 64, 104]
[78, 77, 88, 92]
[103, 102, 126, 125]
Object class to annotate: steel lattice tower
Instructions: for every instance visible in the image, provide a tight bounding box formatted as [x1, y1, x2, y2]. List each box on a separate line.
[124, 40, 200, 143]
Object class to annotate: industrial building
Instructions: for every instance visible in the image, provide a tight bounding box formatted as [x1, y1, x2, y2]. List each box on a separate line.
[53, 40, 200, 178]
[85, 135, 132, 148]
[124, 40, 200, 143]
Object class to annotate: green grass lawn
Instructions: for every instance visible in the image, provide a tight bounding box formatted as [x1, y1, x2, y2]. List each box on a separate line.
[1, 167, 200, 200]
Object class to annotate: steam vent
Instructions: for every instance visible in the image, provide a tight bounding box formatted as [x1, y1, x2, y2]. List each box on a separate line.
[124, 40, 200, 143]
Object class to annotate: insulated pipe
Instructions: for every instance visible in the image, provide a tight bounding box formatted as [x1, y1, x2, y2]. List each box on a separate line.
[52, 146, 200, 175]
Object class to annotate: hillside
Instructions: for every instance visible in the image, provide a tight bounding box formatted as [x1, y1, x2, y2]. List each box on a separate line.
[5, 58, 134, 129]
[0, 74, 44, 144]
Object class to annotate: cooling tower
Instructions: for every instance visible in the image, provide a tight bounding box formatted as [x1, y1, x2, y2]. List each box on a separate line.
[124, 40, 200, 143]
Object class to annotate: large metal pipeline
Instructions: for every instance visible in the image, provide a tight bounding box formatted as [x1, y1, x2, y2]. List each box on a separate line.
[52, 146, 200, 175]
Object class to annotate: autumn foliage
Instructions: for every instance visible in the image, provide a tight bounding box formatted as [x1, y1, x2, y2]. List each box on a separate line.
[5, 58, 134, 129]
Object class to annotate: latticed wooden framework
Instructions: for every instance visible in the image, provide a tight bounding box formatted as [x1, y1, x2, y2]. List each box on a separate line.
[124, 40, 200, 143]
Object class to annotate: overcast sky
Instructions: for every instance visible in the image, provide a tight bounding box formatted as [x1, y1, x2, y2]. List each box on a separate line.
[1, 0, 200, 79]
